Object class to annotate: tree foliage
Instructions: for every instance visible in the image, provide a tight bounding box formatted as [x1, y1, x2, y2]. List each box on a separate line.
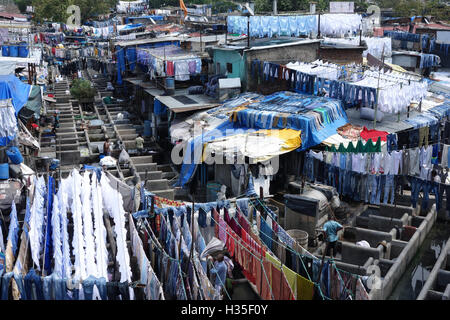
[14, 0, 32, 13]
[30, 0, 117, 23]
[70, 79, 96, 100]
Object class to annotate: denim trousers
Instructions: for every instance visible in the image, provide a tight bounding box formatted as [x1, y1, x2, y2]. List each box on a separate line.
[83, 276, 107, 300]
[303, 154, 314, 182]
[429, 123, 440, 144]
[343, 170, 353, 197]
[315, 159, 324, 183]
[386, 134, 398, 152]
[437, 184, 450, 212]
[431, 183, 440, 211]
[411, 178, 430, 209]
[42, 274, 71, 300]
[1, 271, 14, 300]
[409, 129, 420, 148]
[13, 273, 26, 300]
[327, 165, 336, 188]
[411, 177, 422, 208]
[338, 168, 345, 194]
[361, 174, 369, 203]
[383, 174, 395, 205]
[421, 181, 431, 210]
[24, 269, 44, 300]
[352, 173, 361, 201]
[369, 174, 381, 205]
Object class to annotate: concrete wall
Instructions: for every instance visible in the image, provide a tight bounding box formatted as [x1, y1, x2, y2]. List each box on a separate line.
[341, 241, 384, 265]
[213, 49, 245, 80]
[367, 214, 408, 232]
[285, 206, 318, 238]
[370, 206, 437, 300]
[353, 227, 393, 248]
[244, 41, 320, 92]
[318, 47, 364, 65]
[417, 234, 450, 300]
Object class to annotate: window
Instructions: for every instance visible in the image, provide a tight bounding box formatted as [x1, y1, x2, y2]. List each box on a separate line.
[216, 62, 221, 74]
[226, 63, 233, 74]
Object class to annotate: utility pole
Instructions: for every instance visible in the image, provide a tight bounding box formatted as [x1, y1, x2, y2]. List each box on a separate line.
[373, 44, 385, 130]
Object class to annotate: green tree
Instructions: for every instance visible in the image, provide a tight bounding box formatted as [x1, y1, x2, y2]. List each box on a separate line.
[31, 0, 115, 23]
[254, 0, 272, 13]
[32, 0, 71, 23]
[14, 0, 32, 13]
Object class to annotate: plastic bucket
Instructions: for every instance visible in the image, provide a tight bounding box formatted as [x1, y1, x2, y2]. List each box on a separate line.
[144, 120, 152, 137]
[18, 42, 29, 58]
[9, 44, 18, 57]
[286, 229, 309, 251]
[165, 77, 175, 95]
[5, 147, 24, 164]
[1, 45, 9, 57]
[0, 163, 9, 180]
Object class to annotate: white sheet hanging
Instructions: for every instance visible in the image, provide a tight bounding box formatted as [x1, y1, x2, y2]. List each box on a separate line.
[28, 175, 46, 270]
[100, 173, 134, 299]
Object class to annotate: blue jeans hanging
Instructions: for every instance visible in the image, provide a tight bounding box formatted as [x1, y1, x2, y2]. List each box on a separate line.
[369, 174, 381, 205]
[24, 269, 44, 300]
[1, 271, 14, 300]
[383, 174, 395, 205]
[386, 134, 398, 152]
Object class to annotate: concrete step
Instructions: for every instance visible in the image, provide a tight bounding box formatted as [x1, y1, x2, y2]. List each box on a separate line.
[157, 164, 173, 172]
[151, 189, 175, 200]
[117, 129, 136, 135]
[162, 172, 177, 180]
[145, 179, 169, 191]
[130, 155, 153, 164]
[133, 162, 158, 172]
[56, 150, 81, 165]
[138, 171, 163, 180]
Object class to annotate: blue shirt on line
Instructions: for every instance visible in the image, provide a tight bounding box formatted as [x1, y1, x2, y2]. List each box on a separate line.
[323, 220, 343, 243]
[211, 261, 227, 288]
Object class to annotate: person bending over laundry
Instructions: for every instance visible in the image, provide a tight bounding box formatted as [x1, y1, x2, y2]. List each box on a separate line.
[210, 253, 227, 297]
[135, 134, 144, 155]
[322, 214, 343, 258]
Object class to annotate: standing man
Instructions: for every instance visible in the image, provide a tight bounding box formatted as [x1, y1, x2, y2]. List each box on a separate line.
[322, 214, 343, 258]
[103, 138, 111, 157]
[135, 134, 144, 155]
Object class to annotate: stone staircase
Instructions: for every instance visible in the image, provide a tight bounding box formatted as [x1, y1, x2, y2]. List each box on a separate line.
[86, 69, 176, 200]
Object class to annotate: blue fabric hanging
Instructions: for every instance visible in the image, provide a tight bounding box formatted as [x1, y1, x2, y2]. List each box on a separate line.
[44, 176, 54, 274]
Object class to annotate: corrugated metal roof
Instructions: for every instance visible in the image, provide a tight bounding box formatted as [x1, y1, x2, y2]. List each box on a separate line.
[115, 36, 180, 47]
[156, 91, 219, 113]
[345, 108, 414, 133]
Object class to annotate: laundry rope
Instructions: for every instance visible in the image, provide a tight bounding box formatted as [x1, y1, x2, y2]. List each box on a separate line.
[249, 198, 364, 300]
[207, 212, 275, 300]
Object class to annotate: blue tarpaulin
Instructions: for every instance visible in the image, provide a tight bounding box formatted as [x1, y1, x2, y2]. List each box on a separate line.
[154, 98, 167, 116]
[116, 46, 126, 85]
[126, 47, 137, 71]
[122, 23, 143, 30]
[175, 91, 348, 187]
[126, 15, 164, 23]
[0, 74, 31, 114]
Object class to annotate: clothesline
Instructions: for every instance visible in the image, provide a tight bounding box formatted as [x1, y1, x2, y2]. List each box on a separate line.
[248, 198, 359, 300]
[136, 191, 368, 300]
[207, 211, 276, 300]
